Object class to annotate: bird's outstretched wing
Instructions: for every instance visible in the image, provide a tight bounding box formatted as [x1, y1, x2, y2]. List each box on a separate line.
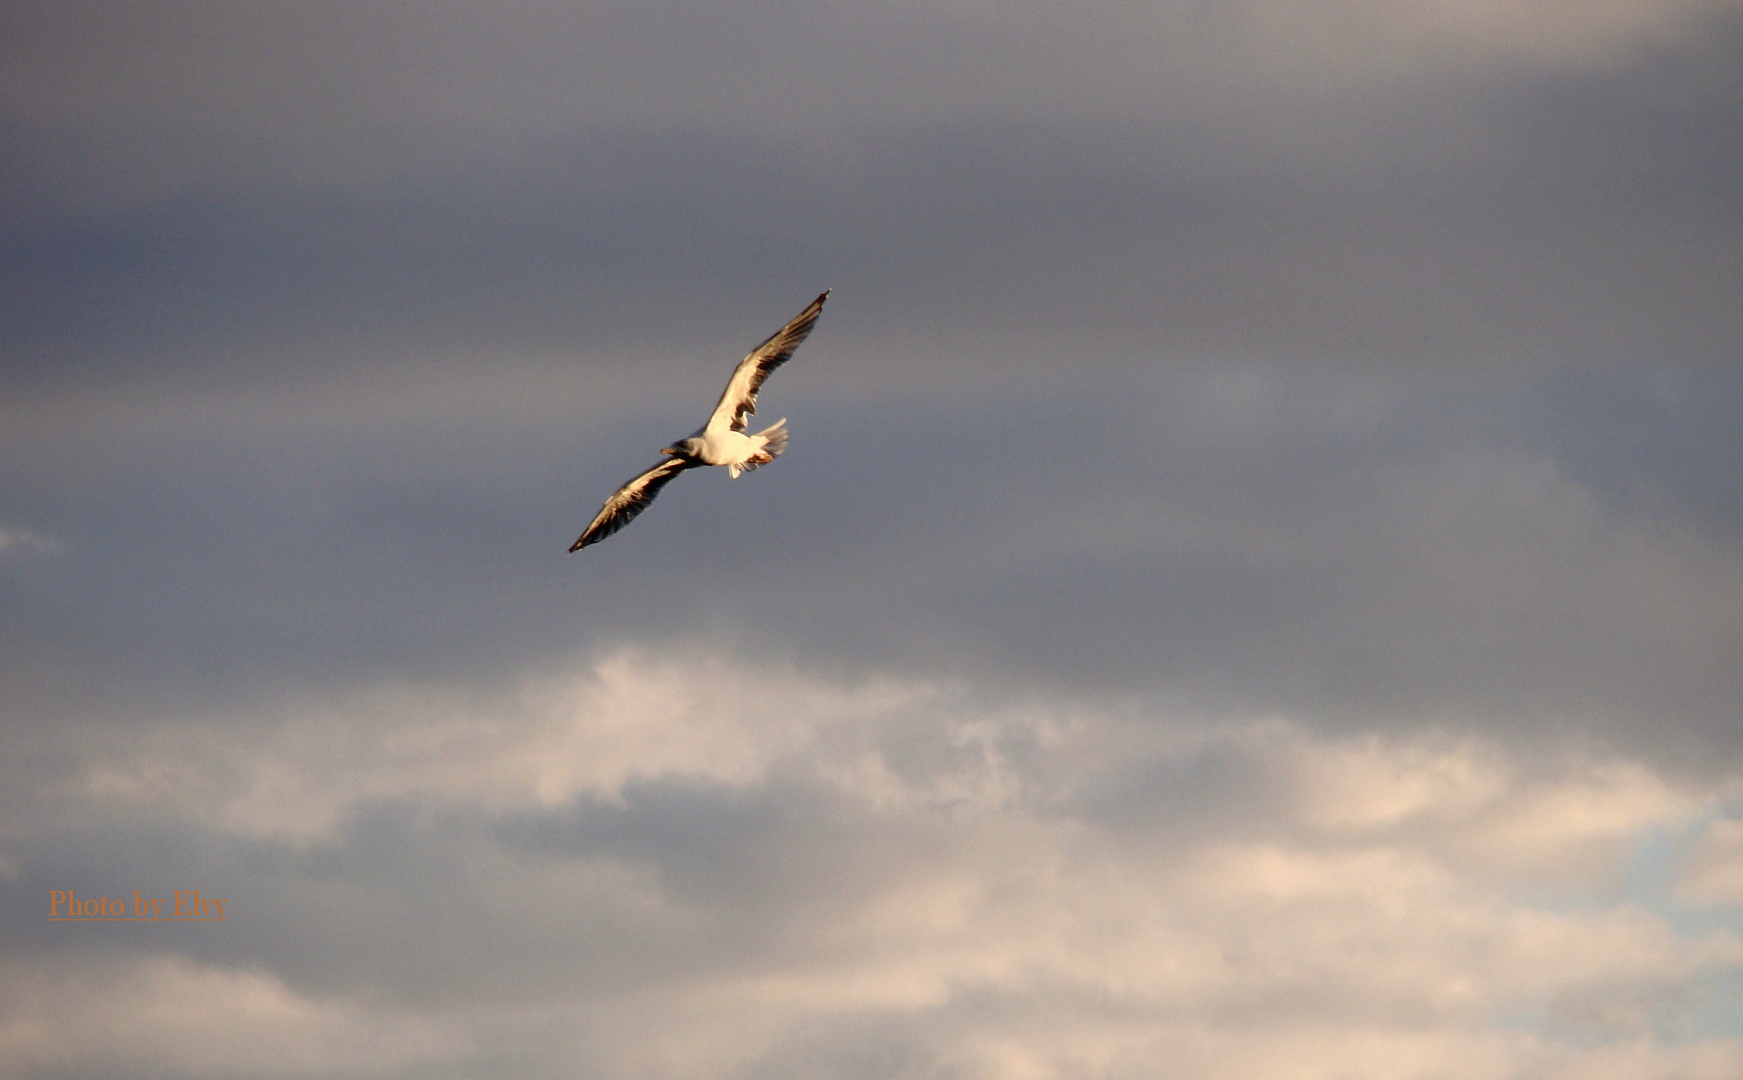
[570, 457, 700, 551]
[705, 290, 828, 434]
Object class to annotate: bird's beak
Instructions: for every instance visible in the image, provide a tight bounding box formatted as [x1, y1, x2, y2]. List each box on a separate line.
[660, 446, 679, 455]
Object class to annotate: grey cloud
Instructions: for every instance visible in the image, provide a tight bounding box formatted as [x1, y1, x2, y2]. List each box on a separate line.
[6, 6, 1742, 378]
[6, 779, 959, 1010]
[1521, 366, 1743, 539]
[4, 362, 1739, 770]
[8, 67, 1742, 404]
[7, 3, 1738, 170]
[739, 367, 1743, 760]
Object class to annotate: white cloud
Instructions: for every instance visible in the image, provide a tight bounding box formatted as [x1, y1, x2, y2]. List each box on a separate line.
[70, 648, 974, 840]
[0, 955, 469, 1077]
[1679, 816, 1743, 904]
[1288, 730, 1701, 884]
[10, 649, 1737, 1078]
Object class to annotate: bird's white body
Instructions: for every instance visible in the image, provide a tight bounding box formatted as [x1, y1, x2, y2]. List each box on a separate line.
[680, 419, 789, 479]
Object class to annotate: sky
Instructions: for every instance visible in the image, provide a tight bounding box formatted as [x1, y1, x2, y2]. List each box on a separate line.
[2, 2, 1742, 1077]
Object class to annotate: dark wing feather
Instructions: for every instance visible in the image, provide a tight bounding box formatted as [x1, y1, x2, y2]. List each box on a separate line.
[705, 291, 828, 434]
[570, 457, 699, 551]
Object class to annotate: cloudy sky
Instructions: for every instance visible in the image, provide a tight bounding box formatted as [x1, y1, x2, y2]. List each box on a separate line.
[3, 2, 1742, 1077]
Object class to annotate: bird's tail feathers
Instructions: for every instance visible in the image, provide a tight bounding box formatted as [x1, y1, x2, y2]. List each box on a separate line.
[739, 419, 789, 472]
[759, 418, 789, 455]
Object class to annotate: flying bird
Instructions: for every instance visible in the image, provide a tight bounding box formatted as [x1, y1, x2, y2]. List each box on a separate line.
[569, 291, 829, 551]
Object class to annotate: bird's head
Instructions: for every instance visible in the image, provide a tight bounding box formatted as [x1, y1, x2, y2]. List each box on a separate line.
[662, 436, 702, 458]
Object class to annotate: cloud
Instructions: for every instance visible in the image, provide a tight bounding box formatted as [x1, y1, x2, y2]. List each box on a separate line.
[4, 363, 1738, 774]
[4, 649, 1739, 1078]
[0, 525, 60, 559]
[1234, 0, 1742, 76]
[6, 0, 1742, 228]
[1680, 817, 1743, 905]
[58, 649, 956, 842]
[0, 954, 469, 1077]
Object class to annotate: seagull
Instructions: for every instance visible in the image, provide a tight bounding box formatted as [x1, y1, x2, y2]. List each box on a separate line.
[569, 291, 829, 551]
